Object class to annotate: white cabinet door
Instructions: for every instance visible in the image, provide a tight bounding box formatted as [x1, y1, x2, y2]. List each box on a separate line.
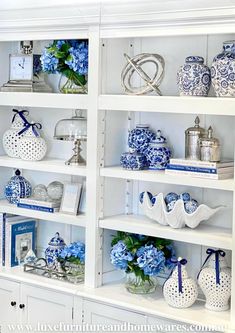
[83, 300, 146, 326]
[0, 278, 20, 326]
[20, 284, 74, 326]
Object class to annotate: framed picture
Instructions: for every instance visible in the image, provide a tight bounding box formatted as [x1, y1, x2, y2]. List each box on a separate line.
[60, 183, 82, 215]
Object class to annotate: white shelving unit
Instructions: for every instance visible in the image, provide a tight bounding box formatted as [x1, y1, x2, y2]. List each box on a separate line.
[0, 1, 234, 331]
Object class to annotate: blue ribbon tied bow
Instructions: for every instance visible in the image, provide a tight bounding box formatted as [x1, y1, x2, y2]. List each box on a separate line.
[170, 258, 187, 294]
[12, 108, 29, 124]
[197, 248, 225, 285]
[18, 122, 42, 137]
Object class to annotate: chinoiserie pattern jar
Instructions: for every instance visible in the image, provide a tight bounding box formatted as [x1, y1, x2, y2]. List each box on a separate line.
[45, 233, 66, 268]
[211, 40, 235, 97]
[198, 249, 231, 312]
[163, 259, 198, 308]
[5, 169, 32, 204]
[3, 109, 30, 158]
[177, 56, 211, 96]
[120, 151, 147, 170]
[128, 125, 155, 155]
[146, 130, 171, 170]
[19, 123, 47, 161]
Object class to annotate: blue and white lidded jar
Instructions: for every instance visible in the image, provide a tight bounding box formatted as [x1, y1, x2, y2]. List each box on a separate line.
[163, 258, 198, 308]
[3, 109, 30, 158]
[211, 41, 235, 97]
[177, 56, 211, 96]
[146, 130, 172, 170]
[45, 232, 66, 268]
[120, 151, 147, 170]
[5, 169, 32, 204]
[128, 124, 155, 155]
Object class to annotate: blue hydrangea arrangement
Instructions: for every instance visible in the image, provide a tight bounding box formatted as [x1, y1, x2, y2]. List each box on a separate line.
[110, 232, 175, 283]
[40, 40, 88, 93]
[58, 241, 85, 265]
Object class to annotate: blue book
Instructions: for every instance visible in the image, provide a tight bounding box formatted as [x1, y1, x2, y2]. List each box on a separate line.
[6, 220, 36, 267]
[17, 203, 59, 213]
[166, 164, 218, 174]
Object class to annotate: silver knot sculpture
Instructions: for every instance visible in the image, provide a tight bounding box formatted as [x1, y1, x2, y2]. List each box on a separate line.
[121, 53, 165, 95]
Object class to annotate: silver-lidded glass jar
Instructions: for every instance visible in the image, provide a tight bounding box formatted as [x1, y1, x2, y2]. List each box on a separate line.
[199, 126, 220, 162]
[185, 116, 206, 160]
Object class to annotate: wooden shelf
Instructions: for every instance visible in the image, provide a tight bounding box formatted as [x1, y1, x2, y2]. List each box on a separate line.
[99, 214, 232, 250]
[82, 281, 230, 330]
[0, 156, 87, 176]
[0, 92, 88, 109]
[100, 166, 235, 191]
[0, 200, 86, 227]
[99, 94, 235, 116]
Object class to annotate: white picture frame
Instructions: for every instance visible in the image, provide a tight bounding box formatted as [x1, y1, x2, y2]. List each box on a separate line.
[60, 183, 82, 215]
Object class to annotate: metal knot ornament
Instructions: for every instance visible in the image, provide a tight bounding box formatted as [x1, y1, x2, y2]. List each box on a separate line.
[121, 53, 165, 95]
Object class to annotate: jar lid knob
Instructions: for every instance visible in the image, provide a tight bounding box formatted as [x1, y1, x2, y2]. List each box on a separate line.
[208, 126, 213, 139]
[15, 169, 21, 176]
[194, 116, 200, 128]
[156, 130, 161, 138]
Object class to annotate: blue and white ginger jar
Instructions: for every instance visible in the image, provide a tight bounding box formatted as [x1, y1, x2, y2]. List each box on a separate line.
[211, 40, 235, 97]
[146, 130, 171, 170]
[5, 169, 32, 204]
[128, 124, 155, 154]
[177, 56, 211, 96]
[45, 232, 66, 268]
[120, 151, 147, 170]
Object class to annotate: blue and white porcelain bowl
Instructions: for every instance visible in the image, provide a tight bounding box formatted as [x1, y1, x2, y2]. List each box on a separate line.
[5, 169, 32, 204]
[120, 151, 147, 171]
[146, 130, 171, 170]
[211, 41, 235, 97]
[128, 124, 155, 155]
[177, 56, 211, 96]
[45, 232, 66, 268]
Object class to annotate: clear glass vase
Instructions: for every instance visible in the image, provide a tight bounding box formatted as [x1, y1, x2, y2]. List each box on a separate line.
[65, 262, 85, 284]
[125, 272, 157, 294]
[58, 75, 87, 94]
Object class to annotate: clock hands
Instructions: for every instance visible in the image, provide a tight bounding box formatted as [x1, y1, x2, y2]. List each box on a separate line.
[18, 58, 25, 69]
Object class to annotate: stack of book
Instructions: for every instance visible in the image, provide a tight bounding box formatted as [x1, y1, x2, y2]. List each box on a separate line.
[166, 158, 234, 180]
[0, 213, 36, 267]
[17, 198, 60, 213]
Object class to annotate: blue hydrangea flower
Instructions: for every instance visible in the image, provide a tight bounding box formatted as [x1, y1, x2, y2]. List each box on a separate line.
[65, 42, 88, 76]
[40, 50, 58, 73]
[136, 244, 165, 276]
[110, 241, 133, 270]
[59, 242, 85, 263]
[56, 40, 66, 49]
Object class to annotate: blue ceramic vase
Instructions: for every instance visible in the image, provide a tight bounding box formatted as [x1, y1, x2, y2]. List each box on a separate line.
[45, 232, 66, 268]
[128, 124, 155, 155]
[5, 169, 32, 204]
[120, 151, 147, 170]
[177, 56, 211, 96]
[211, 40, 235, 97]
[146, 130, 171, 170]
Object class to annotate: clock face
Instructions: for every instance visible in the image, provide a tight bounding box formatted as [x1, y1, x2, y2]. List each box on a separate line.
[9, 55, 33, 81]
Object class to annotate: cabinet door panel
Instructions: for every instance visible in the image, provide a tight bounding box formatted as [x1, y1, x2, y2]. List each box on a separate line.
[83, 300, 146, 325]
[0, 278, 20, 325]
[20, 284, 73, 325]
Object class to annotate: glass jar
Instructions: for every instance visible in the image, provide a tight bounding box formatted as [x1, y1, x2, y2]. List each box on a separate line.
[125, 272, 157, 294]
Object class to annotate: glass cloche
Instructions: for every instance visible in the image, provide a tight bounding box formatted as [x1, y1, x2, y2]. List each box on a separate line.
[54, 110, 87, 165]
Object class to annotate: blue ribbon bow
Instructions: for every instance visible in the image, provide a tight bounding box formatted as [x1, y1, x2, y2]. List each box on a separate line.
[18, 122, 42, 137]
[12, 109, 29, 124]
[197, 248, 225, 285]
[170, 258, 187, 294]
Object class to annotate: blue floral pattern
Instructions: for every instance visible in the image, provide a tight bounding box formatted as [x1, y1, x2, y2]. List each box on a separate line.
[211, 41, 235, 97]
[5, 170, 32, 204]
[177, 56, 211, 96]
[128, 125, 155, 155]
[146, 130, 171, 170]
[45, 232, 66, 267]
[120, 151, 147, 170]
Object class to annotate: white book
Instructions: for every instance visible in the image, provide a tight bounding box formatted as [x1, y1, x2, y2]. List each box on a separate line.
[169, 158, 234, 169]
[19, 198, 60, 208]
[165, 169, 234, 180]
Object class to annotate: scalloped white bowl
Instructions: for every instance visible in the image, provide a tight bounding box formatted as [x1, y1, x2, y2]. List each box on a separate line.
[140, 192, 224, 229]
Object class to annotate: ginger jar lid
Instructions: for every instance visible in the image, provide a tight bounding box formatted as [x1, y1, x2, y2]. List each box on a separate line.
[185, 116, 206, 136]
[150, 130, 167, 146]
[185, 56, 204, 64]
[48, 232, 66, 247]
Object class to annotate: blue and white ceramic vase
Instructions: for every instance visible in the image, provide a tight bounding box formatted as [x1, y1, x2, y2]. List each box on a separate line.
[177, 56, 211, 96]
[120, 151, 147, 170]
[128, 124, 155, 155]
[146, 130, 171, 170]
[211, 41, 235, 97]
[5, 169, 32, 204]
[45, 232, 66, 268]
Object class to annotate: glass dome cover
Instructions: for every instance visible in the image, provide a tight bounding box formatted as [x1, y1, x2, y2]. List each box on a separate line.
[54, 109, 87, 141]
